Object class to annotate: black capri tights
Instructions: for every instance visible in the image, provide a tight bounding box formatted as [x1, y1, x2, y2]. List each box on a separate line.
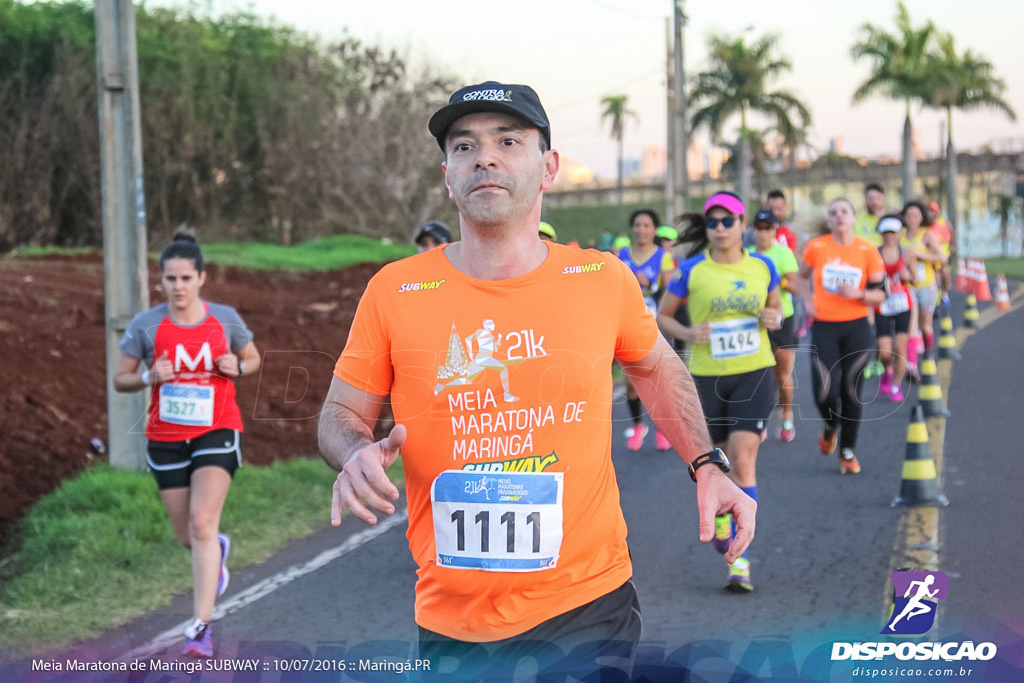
[809, 318, 874, 451]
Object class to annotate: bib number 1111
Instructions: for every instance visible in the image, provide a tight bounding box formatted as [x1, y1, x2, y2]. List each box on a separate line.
[431, 470, 563, 572]
[450, 509, 542, 553]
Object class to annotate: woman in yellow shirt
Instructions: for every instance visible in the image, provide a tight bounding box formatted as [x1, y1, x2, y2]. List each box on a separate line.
[902, 200, 948, 365]
[657, 191, 783, 593]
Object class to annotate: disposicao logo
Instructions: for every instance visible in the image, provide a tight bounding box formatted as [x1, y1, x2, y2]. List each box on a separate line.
[882, 570, 947, 635]
[830, 570, 998, 663]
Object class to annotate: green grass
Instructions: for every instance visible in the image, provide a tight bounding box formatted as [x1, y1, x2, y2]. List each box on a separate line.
[983, 257, 1024, 281]
[0, 457, 403, 655]
[199, 235, 415, 271]
[4, 245, 99, 258]
[543, 198, 705, 248]
[5, 235, 414, 272]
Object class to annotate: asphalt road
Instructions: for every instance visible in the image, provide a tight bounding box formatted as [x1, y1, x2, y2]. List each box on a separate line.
[5, 287, 1022, 682]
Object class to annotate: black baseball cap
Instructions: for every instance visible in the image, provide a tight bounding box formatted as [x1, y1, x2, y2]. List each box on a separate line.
[753, 209, 778, 225]
[414, 221, 452, 246]
[428, 81, 551, 151]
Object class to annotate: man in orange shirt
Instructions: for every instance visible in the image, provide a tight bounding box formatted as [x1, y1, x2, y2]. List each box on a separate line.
[318, 81, 755, 677]
[927, 201, 955, 307]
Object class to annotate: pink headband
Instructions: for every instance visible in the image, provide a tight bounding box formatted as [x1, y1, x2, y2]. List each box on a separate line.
[704, 192, 745, 216]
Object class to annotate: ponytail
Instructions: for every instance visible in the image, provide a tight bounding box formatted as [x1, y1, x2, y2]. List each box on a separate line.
[676, 213, 711, 259]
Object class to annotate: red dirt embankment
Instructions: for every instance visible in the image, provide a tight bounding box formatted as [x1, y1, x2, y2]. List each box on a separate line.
[0, 253, 384, 541]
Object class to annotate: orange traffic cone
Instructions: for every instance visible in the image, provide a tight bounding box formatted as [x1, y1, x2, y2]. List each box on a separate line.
[955, 257, 969, 293]
[974, 259, 992, 301]
[995, 274, 1010, 311]
[892, 405, 949, 507]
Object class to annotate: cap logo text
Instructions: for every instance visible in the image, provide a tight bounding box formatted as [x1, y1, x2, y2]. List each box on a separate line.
[463, 89, 512, 103]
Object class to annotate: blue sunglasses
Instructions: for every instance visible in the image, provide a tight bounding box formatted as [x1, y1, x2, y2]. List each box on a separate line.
[706, 217, 738, 229]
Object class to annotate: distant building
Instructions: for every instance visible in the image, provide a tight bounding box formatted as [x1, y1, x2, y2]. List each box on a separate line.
[552, 155, 595, 187]
[687, 141, 705, 180]
[623, 157, 641, 179]
[641, 144, 667, 178]
[708, 148, 727, 180]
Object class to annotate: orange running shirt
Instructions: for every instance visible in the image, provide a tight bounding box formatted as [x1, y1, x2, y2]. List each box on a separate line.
[334, 243, 659, 641]
[802, 235, 885, 322]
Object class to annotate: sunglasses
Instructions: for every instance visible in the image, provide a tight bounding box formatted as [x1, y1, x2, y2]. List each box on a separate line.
[754, 224, 776, 231]
[706, 217, 738, 229]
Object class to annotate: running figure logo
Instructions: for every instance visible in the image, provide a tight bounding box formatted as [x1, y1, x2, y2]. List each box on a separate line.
[882, 570, 949, 635]
[434, 320, 527, 402]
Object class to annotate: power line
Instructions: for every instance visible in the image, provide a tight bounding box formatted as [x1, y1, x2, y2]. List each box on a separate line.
[585, 0, 667, 22]
[546, 69, 664, 112]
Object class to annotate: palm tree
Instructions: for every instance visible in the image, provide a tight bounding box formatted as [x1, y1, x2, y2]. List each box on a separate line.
[600, 94, 637, 220]
[689, 33, 811, 205]
[719, 130, 769, 200]
[850, 1, 934, 204]
[924, 31, 1017, 228]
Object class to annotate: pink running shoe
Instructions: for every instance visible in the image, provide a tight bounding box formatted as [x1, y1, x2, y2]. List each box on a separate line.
[889, 385, 905, 403]
[777, 419, 796, 443]
[878, 371, 892, 397]
[626, 423, 649, 451]
[654, 431, 671, 451]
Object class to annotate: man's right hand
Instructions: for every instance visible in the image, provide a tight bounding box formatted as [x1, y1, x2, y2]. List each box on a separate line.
[695, 467, 756, 564]
[331, 423, 406, 527]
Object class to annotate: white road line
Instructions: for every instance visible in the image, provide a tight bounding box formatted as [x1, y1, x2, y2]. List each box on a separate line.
[118, 510, 408, 662]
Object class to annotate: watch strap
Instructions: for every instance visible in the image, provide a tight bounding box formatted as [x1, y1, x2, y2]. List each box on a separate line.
[688, 448, 730, 483]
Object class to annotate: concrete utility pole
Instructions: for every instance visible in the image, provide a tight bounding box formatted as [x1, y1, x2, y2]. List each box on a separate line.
[665, 19, 675, 223]
[672, 0, 689, 219]
[95, 0, 149, 470]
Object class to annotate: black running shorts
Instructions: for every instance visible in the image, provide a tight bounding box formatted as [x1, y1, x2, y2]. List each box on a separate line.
[768, 314, 799, 350]
[416, 579, 641, 680]
[692, 367, 776, 444]
[146, 429, 242, 490]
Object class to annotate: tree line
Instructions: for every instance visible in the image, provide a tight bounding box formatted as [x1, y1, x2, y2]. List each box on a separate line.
[599, 2, 1014, 214]
[0, 0, 459, 251]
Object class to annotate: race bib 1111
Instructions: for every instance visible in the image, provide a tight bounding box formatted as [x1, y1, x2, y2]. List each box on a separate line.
[431, 470, 564, 572]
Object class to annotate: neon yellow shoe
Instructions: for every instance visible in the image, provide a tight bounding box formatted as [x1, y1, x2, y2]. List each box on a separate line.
[712, 514, 732, 554]
[726, 557, 753, 593]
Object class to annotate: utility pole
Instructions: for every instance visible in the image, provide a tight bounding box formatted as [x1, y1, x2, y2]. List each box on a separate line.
[665, 18, 675, 223]
[95, 0, 149, 470]
[672, 0, 689, 218]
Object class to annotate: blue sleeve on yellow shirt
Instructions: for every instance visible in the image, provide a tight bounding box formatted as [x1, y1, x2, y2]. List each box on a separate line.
[750, 251, 781, 292]
[668, 253, 705, 300]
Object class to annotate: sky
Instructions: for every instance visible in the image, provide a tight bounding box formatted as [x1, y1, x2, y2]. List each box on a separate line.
[154, 0, 1022, 180]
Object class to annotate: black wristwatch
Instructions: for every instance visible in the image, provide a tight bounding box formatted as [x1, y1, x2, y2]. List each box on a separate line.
[688, 448, 731, 483]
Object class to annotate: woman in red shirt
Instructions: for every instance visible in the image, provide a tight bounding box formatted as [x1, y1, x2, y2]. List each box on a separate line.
[874, 216, 917, 402]
[114, 231, 261, 658]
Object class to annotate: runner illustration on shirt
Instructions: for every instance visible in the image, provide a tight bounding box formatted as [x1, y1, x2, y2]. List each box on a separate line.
[435, 319, 523, 401]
